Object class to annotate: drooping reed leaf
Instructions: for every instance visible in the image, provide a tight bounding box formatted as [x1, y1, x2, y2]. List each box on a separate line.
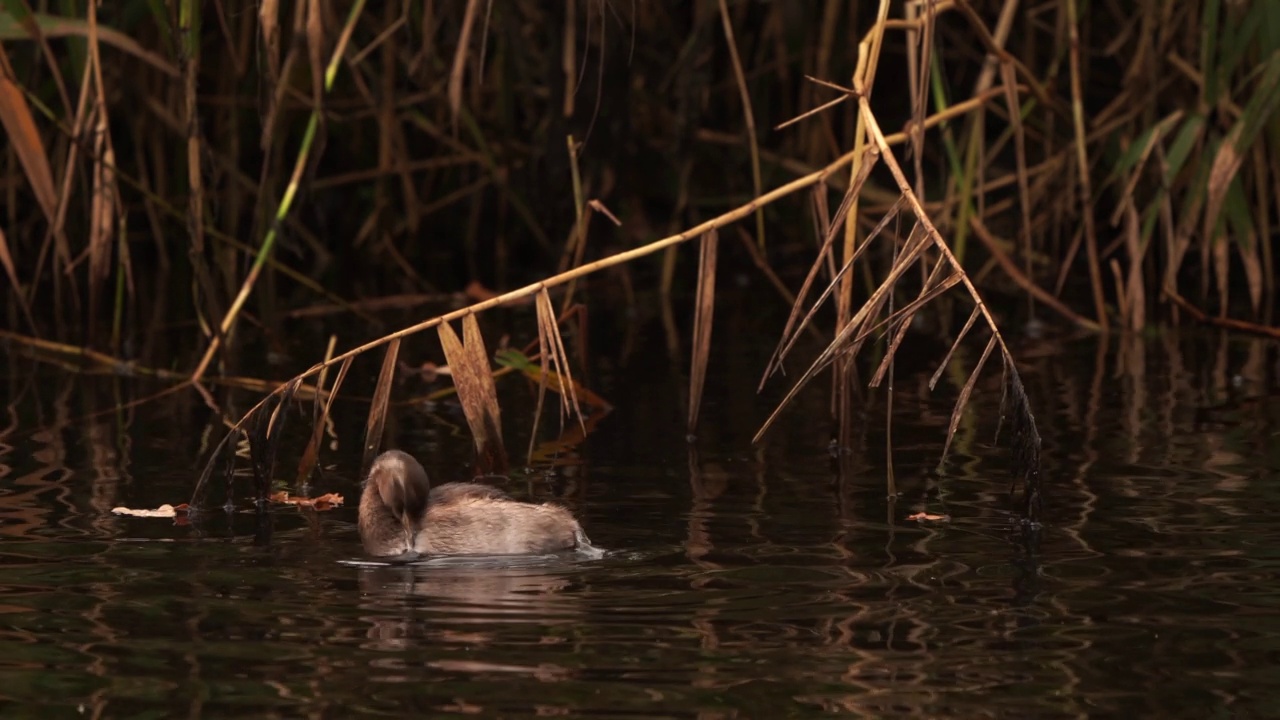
[361, 338, 400, 479]
[439, 315, 507, 474]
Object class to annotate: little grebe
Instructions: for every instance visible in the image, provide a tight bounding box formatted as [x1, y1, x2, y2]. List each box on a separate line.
[358, 449, 593, 557]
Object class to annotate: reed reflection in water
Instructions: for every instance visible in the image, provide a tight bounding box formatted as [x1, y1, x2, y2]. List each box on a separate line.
[2, 330, 1280, 716]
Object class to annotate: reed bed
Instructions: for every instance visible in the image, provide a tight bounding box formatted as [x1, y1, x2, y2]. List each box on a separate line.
[3, 0, 1277, 517]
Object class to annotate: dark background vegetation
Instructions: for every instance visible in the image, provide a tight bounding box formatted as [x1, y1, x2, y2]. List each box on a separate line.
[2, 0, 1278, 382]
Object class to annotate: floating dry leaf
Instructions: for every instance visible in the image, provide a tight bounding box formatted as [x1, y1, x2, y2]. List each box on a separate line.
[111, 503, 190, 518]
[269, 491, 344, 509]
[907, 512, 950, 522]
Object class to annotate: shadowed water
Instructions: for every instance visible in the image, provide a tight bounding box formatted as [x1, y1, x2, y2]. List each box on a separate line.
[2, 327, 1279, 718]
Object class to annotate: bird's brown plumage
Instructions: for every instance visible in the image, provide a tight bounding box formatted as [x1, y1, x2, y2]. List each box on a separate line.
[358, 450, 591, 557]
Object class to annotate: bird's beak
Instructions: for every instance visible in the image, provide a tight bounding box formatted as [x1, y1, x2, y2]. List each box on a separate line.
[400, 514, 416, 553]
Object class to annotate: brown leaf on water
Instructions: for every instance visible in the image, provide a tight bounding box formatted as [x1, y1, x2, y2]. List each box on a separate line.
[906, 512, 950, 522]
[269, 491, 344, 509]
[112, 503, 191, 518]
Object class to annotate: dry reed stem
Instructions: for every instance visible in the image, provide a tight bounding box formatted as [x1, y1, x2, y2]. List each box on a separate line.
[259, 0, 281, 99]
[1165, 286, 1280, 339]
[774, 91, 849, 132]
[759, 149, 883, 389]
[734, 226, 805, 315]
[687, 230, 718, 434]
[746, 93, 1039, 469]
[558, 139, 596, 312]
[757, 193, 911, 397]
[952, 0, 1058, 114]
[762, 194, 907, 396]
[526, 289, 587, 463]
[968, 218, 1100, 330]
[449, 0, 482, 129]
[810, 184, 838, 282]
[4, 5, 72, 117]
[940, 334, 997, 461]
[930, 307, 981, 391]
[754, 218, 935, 443]
[536, 288, 586, 432]
[855, 95, 1008, 341]
[1120, 203, 1145, 331]
[297, 336, 349, 488]
[527, 293, 553, 465]
[840, 0, 892, 348]
[908, 0, 937, 199]
[868, 242, 956, 388]
[86, 1, 121, 340]
[305, 0, 324, 109]
[1065, 0, 1109, 331]
[0, 228, 36, 332]
[718, 0, 766, 249]
[4, 13, 178, 77]
[0, 45, 58, 228]
[0, 328, 336, 409]
[998, 61, 1035, 313]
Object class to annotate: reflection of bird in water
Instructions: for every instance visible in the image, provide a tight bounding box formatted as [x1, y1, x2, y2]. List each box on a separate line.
[359, 450, 599, 559]
[356, 560, 583, 654]
[359, 560, 577, 615]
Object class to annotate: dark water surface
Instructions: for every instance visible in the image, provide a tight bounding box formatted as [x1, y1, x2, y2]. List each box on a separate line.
[2, 325, 1279, 718]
